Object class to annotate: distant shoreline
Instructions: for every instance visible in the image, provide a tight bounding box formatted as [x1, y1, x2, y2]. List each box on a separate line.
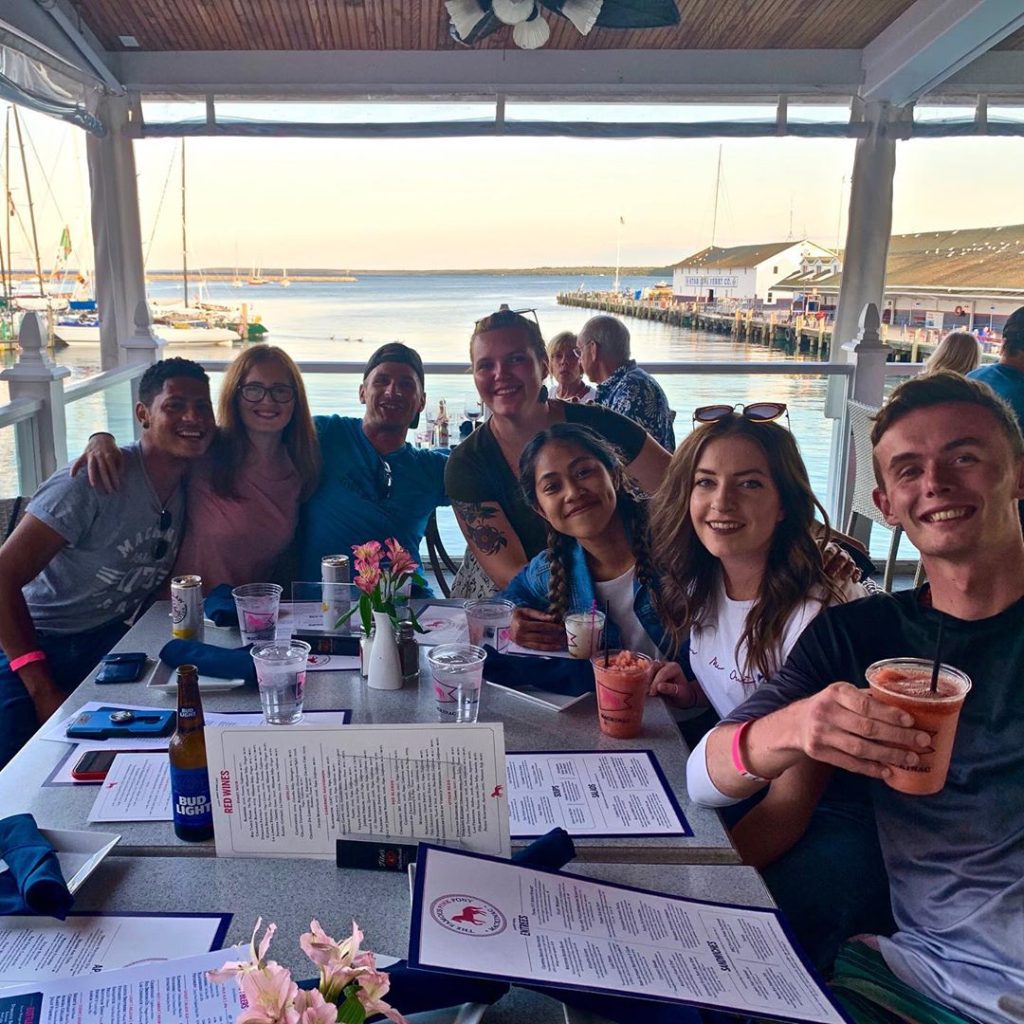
[5, 266, 673, 283]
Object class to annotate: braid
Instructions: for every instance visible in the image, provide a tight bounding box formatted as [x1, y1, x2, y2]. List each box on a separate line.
[545, 526, 571, 620]
[627, 498, 658, 601]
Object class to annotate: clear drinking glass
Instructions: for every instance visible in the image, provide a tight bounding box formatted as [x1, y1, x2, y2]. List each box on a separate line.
[428, 643, 487, 723]
[232, 582, 283, 645]
[251, 639, 311, 725]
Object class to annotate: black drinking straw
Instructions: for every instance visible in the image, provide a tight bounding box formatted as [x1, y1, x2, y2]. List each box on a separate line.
[602, 600, 610, 667]
[929, 617, 945, 694]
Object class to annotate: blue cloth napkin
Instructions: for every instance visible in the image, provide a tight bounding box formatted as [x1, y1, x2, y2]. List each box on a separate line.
[203, 584, 239, 627]
[482, 645, 594, 697]
[0, 814, 73, 919]
[159, 639, 257, 684]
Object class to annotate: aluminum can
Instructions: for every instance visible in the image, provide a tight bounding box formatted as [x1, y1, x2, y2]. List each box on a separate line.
[321, 555, 351, 632]
[170, 575, 204, 641]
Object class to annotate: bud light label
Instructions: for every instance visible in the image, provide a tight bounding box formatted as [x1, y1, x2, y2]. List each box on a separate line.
[170, 765, 213, 829]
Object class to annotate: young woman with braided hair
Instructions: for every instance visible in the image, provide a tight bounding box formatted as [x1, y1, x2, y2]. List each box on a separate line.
[501, 423, 687, 693]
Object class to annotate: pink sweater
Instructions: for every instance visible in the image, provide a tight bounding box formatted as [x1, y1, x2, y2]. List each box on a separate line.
[171, 456, 300, 594]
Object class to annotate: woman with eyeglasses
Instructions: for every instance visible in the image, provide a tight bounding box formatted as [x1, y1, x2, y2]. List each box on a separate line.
[648, 408, 890, 968]
[546, 331, 597, 404]
[446, 306, 671, 596]
[75, 345, 320, 593]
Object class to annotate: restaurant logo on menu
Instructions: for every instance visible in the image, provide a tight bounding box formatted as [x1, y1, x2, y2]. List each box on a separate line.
[430, 895, 507, 936]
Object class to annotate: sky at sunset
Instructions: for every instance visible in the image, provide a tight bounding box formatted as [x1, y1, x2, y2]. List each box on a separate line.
[4, 103, 1024, 273]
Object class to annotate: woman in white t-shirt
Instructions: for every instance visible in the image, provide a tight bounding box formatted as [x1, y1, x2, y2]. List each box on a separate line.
[648, 407, 867, 867]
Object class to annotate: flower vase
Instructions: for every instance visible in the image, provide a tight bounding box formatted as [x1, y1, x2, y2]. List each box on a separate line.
[366, 611, 402, 690]
[359, 628, 374, 678]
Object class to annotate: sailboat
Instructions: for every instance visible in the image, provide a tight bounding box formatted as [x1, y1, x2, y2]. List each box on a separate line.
[247, 264, 268, 285]
[149, 141, 238, 347]
[279, 267, 290, 287]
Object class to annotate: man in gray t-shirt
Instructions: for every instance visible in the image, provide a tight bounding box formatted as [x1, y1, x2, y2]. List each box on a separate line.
[0, 358, 215, 768]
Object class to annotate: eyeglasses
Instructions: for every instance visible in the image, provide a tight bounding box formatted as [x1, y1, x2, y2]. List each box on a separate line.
[474, 305, 541, 331]
[238, 383, 296, 404]
[378, 457, 392, 501]
[151, 508, 172, 560]
[693, 402, 788, 425]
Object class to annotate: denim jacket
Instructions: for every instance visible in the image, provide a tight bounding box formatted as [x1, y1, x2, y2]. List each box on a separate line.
[500, 540, 678, 660]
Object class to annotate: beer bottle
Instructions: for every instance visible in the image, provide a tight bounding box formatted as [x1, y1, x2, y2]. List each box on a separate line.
[168, 664, 214, 842]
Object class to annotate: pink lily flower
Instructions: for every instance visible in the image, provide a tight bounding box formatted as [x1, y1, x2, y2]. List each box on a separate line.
[208, 918, 277, 982]
[292, 989, 338, 1024]
[356, 968, 411, 1024]
[236, 964, 299, 1024]
[352, 541, 383, 566]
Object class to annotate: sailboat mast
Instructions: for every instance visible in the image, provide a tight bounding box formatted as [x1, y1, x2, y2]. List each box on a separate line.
[181, 139, 188, 308]
[613, 215, 623, 292]
[710, 144, 723, 249]
[12, 108, 45, 298]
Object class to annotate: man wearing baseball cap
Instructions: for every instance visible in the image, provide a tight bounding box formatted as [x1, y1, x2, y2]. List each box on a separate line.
[296, 342, 449, 584]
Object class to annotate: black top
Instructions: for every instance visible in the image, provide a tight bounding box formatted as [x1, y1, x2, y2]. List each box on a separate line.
[444, 401, 648, 560]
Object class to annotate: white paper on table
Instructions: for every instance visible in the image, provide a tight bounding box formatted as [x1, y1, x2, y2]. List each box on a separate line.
[504, 642, 572, 659]
[0, 912, 231, 986]
[87, 753, 172, 822]
[304, 653, 361, 672]
[277, 601, 326, 635]
[505, 751, 691, 839]
[414, 604, 469, 645]
[206, 723, 510, 859]
[409, 847, 848, 1024]
[0, 944, 247, 1023]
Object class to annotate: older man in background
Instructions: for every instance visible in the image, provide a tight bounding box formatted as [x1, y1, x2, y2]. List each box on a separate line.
[577, 314, 675, 450]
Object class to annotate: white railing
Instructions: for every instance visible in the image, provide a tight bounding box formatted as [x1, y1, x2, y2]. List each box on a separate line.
[1, 307, 901, 531]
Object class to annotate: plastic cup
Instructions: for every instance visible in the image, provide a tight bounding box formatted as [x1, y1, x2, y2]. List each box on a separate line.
[865, 657, 972, 795]
[592, 650, 652, 739]
[428, 643, 487, 723]
[565, 611, 607, 660]
[251, 639, 310, 725]
[232, 583, 283, 645]
[464, 599, 514, 653]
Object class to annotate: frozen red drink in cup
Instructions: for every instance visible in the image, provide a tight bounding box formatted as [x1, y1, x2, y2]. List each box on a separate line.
[865, 657, 972, 796]
[591, 650, 652, 739]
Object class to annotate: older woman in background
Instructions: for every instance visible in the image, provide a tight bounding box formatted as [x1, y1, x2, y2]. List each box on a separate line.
[923, 330, 981, 375]
[546, 330, 597, 403]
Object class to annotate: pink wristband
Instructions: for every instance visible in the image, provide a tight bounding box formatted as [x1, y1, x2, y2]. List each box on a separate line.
[730, 720, 771, 783]
[8, 650, 47, 673]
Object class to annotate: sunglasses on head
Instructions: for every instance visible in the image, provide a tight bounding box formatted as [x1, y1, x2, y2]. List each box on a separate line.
[475, 305, 541, 331]
[693, 402, 789, 427]
[151, 507, 172, 560]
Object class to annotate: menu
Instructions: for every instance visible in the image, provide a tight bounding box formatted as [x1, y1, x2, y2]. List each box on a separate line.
[409, 846, 848, 1024]
[205, 723, 509, 858]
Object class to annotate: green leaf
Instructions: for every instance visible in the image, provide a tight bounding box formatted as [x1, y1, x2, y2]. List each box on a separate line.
[335, 992, 367, 1024]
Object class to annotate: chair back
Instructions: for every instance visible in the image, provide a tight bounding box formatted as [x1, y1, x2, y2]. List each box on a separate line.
[0, 495, 28, 544]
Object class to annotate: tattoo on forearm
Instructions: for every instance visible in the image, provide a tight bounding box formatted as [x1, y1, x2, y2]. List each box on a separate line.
[453, 501, 509, 556]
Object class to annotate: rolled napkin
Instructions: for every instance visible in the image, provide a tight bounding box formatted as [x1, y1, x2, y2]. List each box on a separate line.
[482, 645, 594, 697]
[0, 813, 74, 919]
[159, 639, 257, 684]
[203, 583, 239, 627]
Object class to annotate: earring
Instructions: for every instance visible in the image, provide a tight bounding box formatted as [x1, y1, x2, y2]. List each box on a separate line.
[141, 420, 150, 429]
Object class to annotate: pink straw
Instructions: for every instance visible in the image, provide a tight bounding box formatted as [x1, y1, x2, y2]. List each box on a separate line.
[590, 599, 597, 659]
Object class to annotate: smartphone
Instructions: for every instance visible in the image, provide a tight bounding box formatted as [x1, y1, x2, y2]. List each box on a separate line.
[70, 748, 122, 781]
[95, 652, 148, 684]
[65, 707, 176, 740]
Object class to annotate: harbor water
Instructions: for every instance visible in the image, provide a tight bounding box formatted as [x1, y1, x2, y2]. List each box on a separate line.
[0, 272, 908, 562]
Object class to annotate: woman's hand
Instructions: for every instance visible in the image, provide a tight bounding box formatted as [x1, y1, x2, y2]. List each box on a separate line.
[821, 541, 861, 583]
[69, 432, 123, 493]
[510, 607, 566, 652]
[647, 660, 703, 709]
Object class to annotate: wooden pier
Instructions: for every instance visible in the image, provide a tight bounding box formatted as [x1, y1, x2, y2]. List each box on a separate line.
[556, 292, 996, 363]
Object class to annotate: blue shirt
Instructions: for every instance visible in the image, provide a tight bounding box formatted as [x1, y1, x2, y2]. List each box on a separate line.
[297, 416, 449, 581]
[595, 360, 676, 450]
[500, 539, 676, 659]
[967, 362, 1024, 427]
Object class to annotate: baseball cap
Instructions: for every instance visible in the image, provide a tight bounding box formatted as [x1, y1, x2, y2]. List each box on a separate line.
[363, 342, 425, 386]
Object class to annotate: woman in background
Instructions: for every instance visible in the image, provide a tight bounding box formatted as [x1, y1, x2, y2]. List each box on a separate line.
[923, 330, 981, 375]
[546, 330, 597, 403]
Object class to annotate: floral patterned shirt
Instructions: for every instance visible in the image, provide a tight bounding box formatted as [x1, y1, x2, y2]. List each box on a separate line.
[595, 360, 676, 450]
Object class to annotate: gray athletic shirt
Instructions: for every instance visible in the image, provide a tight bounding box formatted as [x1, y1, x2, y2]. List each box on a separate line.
[24, 444, 184, 635]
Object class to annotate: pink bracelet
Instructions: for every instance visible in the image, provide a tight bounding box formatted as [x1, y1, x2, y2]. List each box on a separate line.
[8, 650, 46, 673]
[730, 720, 771, 783]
